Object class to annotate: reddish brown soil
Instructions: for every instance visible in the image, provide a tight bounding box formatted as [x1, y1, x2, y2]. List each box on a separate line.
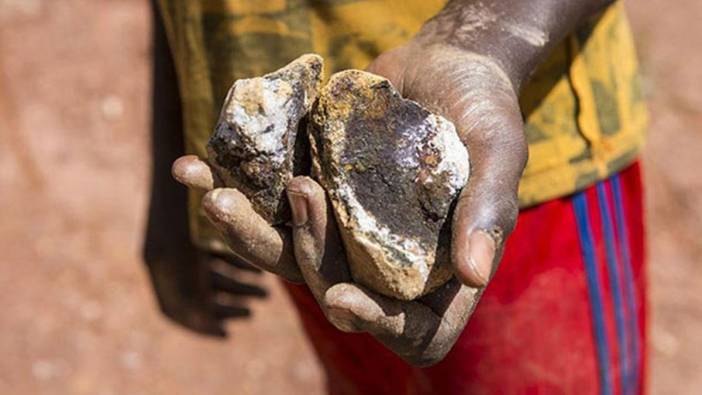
[0, 0, 700, 394]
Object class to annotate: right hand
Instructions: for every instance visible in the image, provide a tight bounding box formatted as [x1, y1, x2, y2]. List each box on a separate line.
[171, 155, 304, 283]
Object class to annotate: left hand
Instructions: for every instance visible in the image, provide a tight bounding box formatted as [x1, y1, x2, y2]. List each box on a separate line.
[145, 237, 268, 337]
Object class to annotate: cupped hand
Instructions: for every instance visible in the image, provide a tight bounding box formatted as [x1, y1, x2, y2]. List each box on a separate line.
[286, 177, 481, 366]
[146, 241, 268, 337]
[172, 39, 527, 362]
[290, 41, 528, 364]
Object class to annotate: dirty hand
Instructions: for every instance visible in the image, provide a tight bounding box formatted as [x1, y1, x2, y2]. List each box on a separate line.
[171, 34, 526, 364]
[367, 0, 617, 287]
[339, 0, 616, 362]
[172, 155, 304, 283]
[289, 7, 532, 363]
[149, 250, 268, 336]
[366, 0, 616, 287]
[286, 176, 481, 366]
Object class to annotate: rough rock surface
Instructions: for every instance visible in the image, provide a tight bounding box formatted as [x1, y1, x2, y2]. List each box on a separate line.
[309, 70, 470, 300]
[207, 54, 323, 224]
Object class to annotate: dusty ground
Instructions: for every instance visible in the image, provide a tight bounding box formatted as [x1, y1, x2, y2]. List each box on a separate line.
[626, 0, 702, 391]
[0, 0, 700, 394]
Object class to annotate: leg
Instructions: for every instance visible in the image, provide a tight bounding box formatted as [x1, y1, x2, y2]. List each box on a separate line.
[282, 162, 646, 394]
[415, 162, 646, 394]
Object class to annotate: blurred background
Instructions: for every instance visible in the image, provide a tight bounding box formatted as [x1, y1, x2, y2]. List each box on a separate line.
[0, 0, 700, 394]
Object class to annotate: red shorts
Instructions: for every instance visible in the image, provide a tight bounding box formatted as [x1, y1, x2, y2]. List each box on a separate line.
[285, 162, 646, 395]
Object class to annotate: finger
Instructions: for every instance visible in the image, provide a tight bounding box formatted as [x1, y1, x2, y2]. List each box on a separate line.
[203, 188, 303, 282]
[287, 176, 349, 301]
[418, 279, 482, 363]
[420, 279, 480, 331]
[172, 155, 215, 191]
[209, 253, 262, 273]
[324, 283, 437, 335]
[210, 271, 267, 298]
[212, 303, 251, 319]
[451, 141, 524, 287]
[181, 310, 227, 337]
[324, 283, 448, 366]
[450, 96, 527, 288]
[222, 257, 262, 273]
[324, 281, 482, 366]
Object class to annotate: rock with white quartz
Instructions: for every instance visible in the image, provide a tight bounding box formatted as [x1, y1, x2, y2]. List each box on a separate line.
[207, 54, 323, 224]
[309, 70, 470, 300]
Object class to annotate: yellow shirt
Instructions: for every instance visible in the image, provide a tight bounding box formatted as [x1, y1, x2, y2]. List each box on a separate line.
[158, 0, 647, 252]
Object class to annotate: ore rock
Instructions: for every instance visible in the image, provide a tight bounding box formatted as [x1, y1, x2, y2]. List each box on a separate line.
[309, 70, 470, 300]
[207, 54, 323, 224]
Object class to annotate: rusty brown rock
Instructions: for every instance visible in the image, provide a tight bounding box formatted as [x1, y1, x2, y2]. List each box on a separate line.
[207, 54, 323, 224]
[309, 70, 470, 300]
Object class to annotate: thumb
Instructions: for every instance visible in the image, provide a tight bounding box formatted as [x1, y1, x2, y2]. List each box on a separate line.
[451, 174, 520, 287]
[450, 116, 527, 287]
[450, 97, 527, 288]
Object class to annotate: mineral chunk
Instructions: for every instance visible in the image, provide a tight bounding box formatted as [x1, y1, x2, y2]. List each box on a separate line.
[309, 70, 470, 300]
[207, 54, 323, 224]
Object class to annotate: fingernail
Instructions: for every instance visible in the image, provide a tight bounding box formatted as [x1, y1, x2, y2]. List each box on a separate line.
[287, 191, 308, 227]
[468, 231, 496, 287]
[172, 155, 213, 190]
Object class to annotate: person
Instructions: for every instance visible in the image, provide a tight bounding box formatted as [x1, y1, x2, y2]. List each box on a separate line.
[151, 0, 648, 393]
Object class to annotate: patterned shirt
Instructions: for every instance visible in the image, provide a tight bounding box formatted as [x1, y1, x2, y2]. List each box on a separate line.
[157, 0, 647, 252]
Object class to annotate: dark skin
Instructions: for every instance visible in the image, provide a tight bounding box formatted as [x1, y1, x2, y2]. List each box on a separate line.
[145, 2, 267, 337]
[173, 0, 615, 364]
